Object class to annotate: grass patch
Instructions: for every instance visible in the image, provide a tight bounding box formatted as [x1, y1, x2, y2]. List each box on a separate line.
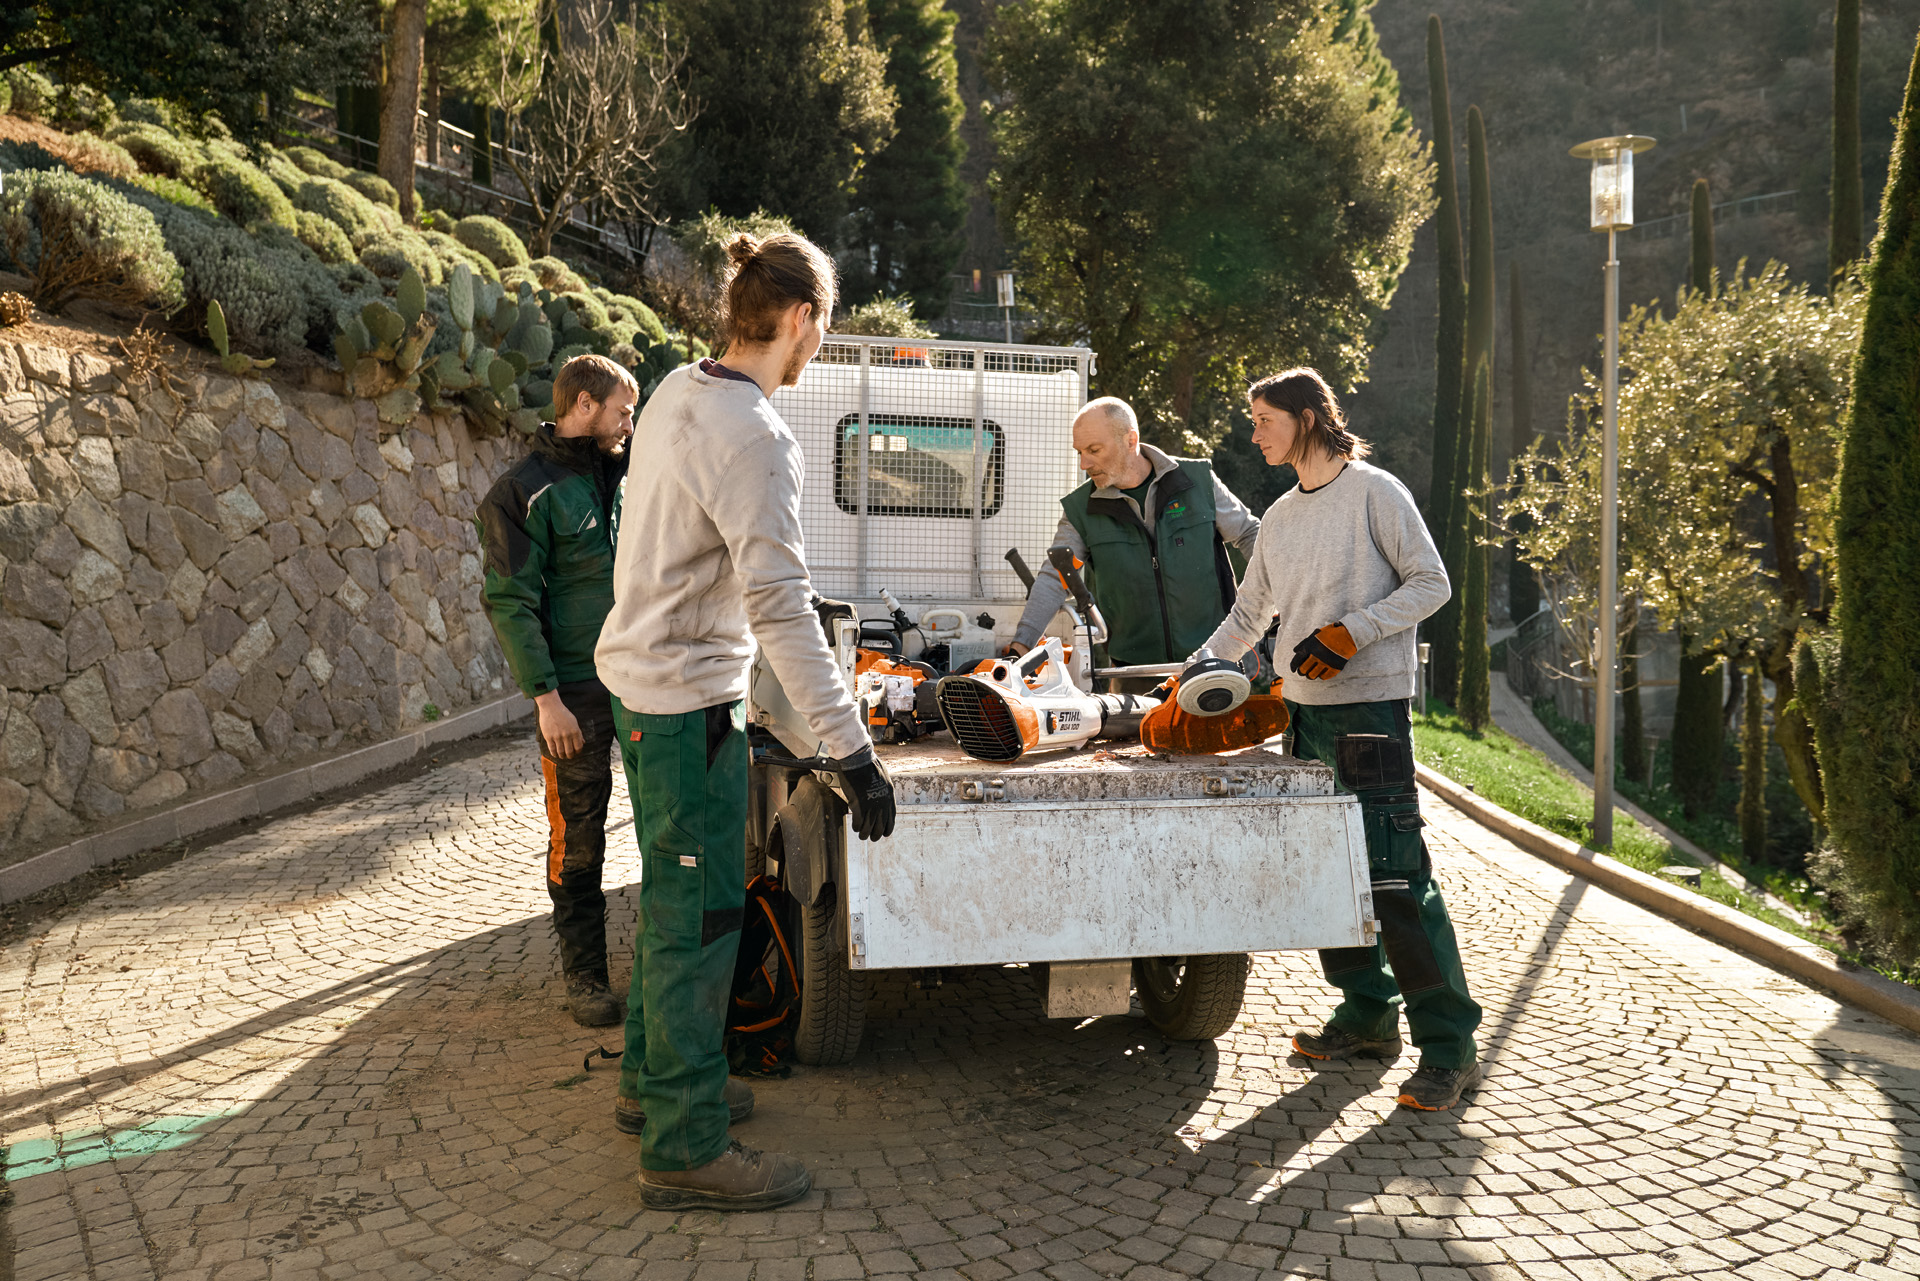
[1412, 701, 1829, 946]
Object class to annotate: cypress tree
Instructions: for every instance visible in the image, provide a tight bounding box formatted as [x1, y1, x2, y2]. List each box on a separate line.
[1820, 29, 1920, 962]
[1459, 359, 1492, 730]
[844, 0, 968, 317]
[1740, 655, 1768, 865]
[1507, 261, 1541, 622]
[1671, 177, 1725, 817]
[1690, 178, 1715, 294]
[1424, 15, 1467, 537]
[1432, 104, 1491, 706]
[1831, 0, 1864, 279]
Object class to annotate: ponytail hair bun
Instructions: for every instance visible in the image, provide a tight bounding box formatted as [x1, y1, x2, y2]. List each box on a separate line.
[720, 230, 837, 347]
[724, 233, 759, 268]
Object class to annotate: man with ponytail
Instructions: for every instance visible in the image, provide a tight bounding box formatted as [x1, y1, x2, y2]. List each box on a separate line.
[1195, 369, 1483, 1112]
[595, 231, 893, 1209]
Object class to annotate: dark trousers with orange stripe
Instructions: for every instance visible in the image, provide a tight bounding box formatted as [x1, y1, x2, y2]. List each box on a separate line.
[539, 678, 617, 981]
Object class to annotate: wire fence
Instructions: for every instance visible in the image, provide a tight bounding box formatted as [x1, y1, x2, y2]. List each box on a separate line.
[770, 335, 1093, 605]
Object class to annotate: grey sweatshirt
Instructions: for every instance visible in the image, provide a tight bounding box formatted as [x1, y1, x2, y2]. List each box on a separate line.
[1200, 460, 1448, 706]
[594, 363, 869, 759]
[1012, 444, 1262, 648]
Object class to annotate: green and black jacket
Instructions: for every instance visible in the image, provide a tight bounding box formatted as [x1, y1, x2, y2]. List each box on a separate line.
[475, 423, 627, 698]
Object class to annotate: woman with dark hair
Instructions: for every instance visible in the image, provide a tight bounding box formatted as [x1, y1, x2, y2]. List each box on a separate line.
[1196, 368, 1483, 1111]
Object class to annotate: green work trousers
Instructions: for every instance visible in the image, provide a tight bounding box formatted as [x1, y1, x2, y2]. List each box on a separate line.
[613, 697, 748, 1172]
[1286, 697, 1482, 1070]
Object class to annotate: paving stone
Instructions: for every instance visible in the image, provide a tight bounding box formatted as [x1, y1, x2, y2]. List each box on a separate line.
[2, 767, 1915, 1280]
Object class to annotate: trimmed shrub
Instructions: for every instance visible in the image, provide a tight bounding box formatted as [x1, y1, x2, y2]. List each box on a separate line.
[344, 170, 400, 211]
[452, 215, 529, 269]
[527, 255, 587, 294]
[133, 195, 343, 356]
[191, 151, 298, 232]
[603, 290, 666, 344]
[833, 295, 936, 338]
[0, 78, 11, 116]
[49, 84, 115, 133]
[5, 68, 55, 121]
[359, 231, 444, 285]
[420, 229, 500, 283]
[257, 147, 313, 198]
[296, 210, 355, 264]
[114, 98, 178, 130]
[0, 169, 184, 313]
[107, 173, 216, 214]
[104, 122, 202, 179]
[60, 133, 137, 180]
[286, 145, 351, 180]
[290, 176, 398, 249]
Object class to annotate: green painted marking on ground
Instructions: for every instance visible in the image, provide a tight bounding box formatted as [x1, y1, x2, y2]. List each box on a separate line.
[2, 1112, 234, 1181]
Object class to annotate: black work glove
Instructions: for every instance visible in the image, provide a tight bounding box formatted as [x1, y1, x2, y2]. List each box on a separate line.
[1148, 679, 1176, 704]
[831, 746, 896, 841]
[811, 594, 855, 645]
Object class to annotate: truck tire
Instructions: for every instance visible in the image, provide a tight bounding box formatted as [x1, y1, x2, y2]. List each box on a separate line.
[771, 780, 867, 1066]
[1133, 954, 1250, 1040]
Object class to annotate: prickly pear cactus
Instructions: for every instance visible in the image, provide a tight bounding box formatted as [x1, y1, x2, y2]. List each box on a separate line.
[333, 266, 439, 430]
[429, 265, 558, 437]
[208, 300, 275, 377]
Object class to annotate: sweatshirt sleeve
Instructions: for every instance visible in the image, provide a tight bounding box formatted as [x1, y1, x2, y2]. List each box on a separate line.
[1338, 479, 1451, 650]
[1199, 524, 1277, 662]
[1211, 473, 1261, 559]
[1011, 515, 1086, 648]
[706, 433, 869, 759]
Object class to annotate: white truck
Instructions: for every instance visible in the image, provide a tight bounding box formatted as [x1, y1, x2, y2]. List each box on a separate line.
[746, 335, 1376, 1064]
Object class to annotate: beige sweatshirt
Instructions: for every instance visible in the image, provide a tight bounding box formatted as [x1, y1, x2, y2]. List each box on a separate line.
[594, 363, 868, 758]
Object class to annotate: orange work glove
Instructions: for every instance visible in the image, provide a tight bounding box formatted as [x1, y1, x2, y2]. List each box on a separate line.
[1289, 623, 1357, 680]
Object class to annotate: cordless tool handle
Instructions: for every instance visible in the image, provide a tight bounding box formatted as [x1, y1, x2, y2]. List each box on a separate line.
[1047, 546, 1096, 617]
[1004, 548, 1036, 591]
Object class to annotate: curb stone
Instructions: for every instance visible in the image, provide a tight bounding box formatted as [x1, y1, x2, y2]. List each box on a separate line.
[1416, 760, 1920, 1038]
[0, 693, 533, 905]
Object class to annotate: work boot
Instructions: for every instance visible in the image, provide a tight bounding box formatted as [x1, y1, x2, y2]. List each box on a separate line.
[1291, 1024, 1403, 1061]
[1396, 1060, 1484, 1111]
[566, 974, 622, 1028]
[639, 1138, 811, 1211]
[615, 1077, 756, 1135]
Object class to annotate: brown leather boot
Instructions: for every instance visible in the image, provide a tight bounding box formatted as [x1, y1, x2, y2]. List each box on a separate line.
[639, 1139, 811, 1211]
[615, 1077, 755, 1135]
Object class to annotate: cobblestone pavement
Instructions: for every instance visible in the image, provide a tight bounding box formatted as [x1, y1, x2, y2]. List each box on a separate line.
[4, 735, 1919, 1281]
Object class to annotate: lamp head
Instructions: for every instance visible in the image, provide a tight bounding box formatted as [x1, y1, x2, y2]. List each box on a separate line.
[1570, 135, 1656, 231]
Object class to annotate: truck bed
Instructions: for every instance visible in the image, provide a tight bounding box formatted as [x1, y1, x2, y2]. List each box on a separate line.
[843, 736, 1373, 970]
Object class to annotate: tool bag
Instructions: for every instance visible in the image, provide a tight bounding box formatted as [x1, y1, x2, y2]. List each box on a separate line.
[726, 874, 800, 1076]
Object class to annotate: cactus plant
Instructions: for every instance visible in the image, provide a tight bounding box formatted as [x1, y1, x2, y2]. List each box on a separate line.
[207, 300, 275, 375]
[419, 264, 559, 437]
[334, 265, 438, 428]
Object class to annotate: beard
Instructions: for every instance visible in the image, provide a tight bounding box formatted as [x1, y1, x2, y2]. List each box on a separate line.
[779, 344, 809, 387]
[591, 404, 629, 455]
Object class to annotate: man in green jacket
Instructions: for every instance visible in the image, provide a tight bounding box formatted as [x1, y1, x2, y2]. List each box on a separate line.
[1010, 397, 1262, 675]
[477, 354, 635, 1028]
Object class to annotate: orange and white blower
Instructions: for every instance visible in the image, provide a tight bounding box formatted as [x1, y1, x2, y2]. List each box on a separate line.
[935, 638, 1159, 763]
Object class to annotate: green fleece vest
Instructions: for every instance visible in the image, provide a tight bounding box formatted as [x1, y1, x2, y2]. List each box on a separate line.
[1060, 459, 1233, 665]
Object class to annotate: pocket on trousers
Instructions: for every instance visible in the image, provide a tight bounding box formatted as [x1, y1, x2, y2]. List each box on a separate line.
[1363, 801, 1426, 878]
[642, 819, 707, 941]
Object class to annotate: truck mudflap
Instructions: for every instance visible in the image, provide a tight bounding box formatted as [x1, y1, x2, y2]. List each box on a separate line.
[837, 741, 1374, 970]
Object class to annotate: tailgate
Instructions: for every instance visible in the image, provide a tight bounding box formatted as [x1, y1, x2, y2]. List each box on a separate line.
[842, 749, 1372, 968]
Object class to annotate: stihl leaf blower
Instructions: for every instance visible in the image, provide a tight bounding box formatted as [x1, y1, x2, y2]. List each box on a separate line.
[935, 638, 1159, 763]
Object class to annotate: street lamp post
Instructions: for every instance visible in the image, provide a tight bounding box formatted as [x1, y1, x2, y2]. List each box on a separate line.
[1569, 134, 1654, 849]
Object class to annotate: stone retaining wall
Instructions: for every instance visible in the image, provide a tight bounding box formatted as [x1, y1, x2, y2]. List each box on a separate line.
[0, 339, 522, 855]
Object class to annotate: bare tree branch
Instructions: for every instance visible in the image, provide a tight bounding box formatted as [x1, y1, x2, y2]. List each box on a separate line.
[486, 0, 693, 258]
